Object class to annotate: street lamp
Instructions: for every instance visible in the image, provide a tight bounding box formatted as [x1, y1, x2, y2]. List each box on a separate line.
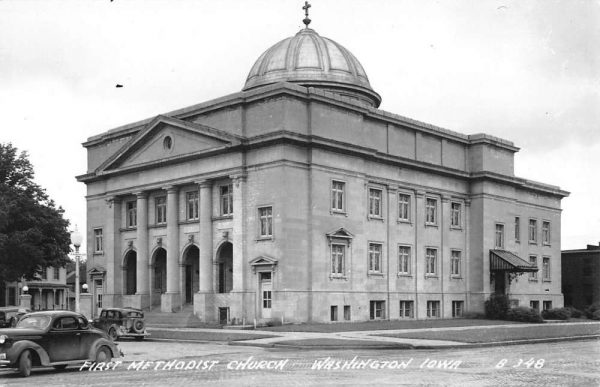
[70, 227, 83, 313]
[22, 285, 28, 294]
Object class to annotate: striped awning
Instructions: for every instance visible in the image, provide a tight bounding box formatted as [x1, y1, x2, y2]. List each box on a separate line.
[490, 250, 538, 272]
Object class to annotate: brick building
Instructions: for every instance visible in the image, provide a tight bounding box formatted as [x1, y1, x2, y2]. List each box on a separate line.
[562, 244, 600, 309]
[77, 20, 568, 323]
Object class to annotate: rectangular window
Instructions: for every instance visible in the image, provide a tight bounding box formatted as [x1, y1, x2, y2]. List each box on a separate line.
[368, 243, 382, 273]
[258, 206, 273, 238]
[94, 228, 103, 253]
[425, 248, 437, 276]
[452, 301, 464, 317]
[53, 267, 60, 280]
[427, 300, 440, 318]
[529, 256, 538, 280]
[41, 268, 47, 280]
[369, 300, 385, 320]
[399, 300, 414, 318]
[186, 191, 199, 220]
[155, 196, 166, 224]
[331, 244, 345, 276]
[450, 250, 461, 277]
[542, 257, 551, 280]
[425, 198, 437, 225]
[220, 184, 233, 216]
[330, 305, 338, 322]
[343, 305, 351, 321]
[543, 301, 552, 311]
[368, 188, 382, 217]
[398, 245, 411, 275]
[530, 300, 540, 312]
[515, 217, 521, 242]
[262, 290, 271, 309]
[529, 219, 537, 243]
[8, 287, 16, 306]
[331, 181, 345, 212]
[398, 193, 411, 221]
[126, 201, 137, 228]
[542, 221, 551, 245]
[450, 202, 461, 228]
[495, 223, 505, 249]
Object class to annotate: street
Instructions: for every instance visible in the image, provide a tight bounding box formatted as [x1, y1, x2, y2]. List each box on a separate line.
[0, 339, 598, 386]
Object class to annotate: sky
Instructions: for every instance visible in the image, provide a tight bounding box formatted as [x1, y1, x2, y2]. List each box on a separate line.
[0, 0, 598, 251]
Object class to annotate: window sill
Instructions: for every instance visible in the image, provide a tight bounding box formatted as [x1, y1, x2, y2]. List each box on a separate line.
[368, 215, 384, 222]
[119, 227, 137, 232]
[330, 210, 348, 217]
[212, 215, 233, 221]
[543, 243, 551, 247]
[528, 241, 538, 245]
[515, 240, 521, 244]
[450, 276, 463, 280]
[179, 219, 199, 225]
[425, 275, 439, 279]
[329, 274, 348, 281]
[425, 223, 438, 228]
[450, 226, 463, 231]
[256, 236, 273, 242]
[368, 272, 385, 277]
[542, 279, 552, 283]
[93, 252, 104, 256]
[528, 278, 538, 282]
[148, 223, 167, 229]
[397, 273, 412, 278]
[397, 219, 412, 225]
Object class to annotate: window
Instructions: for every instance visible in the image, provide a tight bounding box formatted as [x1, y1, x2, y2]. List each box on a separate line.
[258, 206, 273, 238]
[399, 300, 414, 318]
[529, 256, 538, 280]
[94, 228, 103, 253]
[427, 300, 440, 318]
[41, 268, 47, 280]
[425, 248, 437, 276]
[331, 181, 345, 212]
[331, 244, 345, 276]
[543, 301, 552, 311]
[368, 188, 382, 217]
[510, 299, 520, 308]
[452, 301, 464, 317]
[330, 306, 338, 321]
[450, 250, 461, 277]
[8, 287, 16, 306]
[515, 217, 520, 243]
[398, 245, 411, 275]
[530, 300, 540, 312]
[398, 193, 411, 221]
[542, 221, 550, 245]
[220, 184, 233, 216]
[262, 290, 271, 309]
[53, 267, 60, 280]
[343, 305, 351, 321]
[368, 243, 382, 273]
[425, 198, 437, 225]
[155, 196, 166, 224]
[542, 257, 550, 281]
[529, 219, 537, 243]
[450, 202, 461, 228]
[126, 201, 137, 227]
[495, 224, 505, 248]
[369, 300, 385, 320]
[186, 191, 199, 220]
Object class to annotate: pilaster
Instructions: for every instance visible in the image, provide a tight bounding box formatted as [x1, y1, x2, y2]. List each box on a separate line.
[135, 192, 150, 308]
[231, 174, 246, 292]
[162, 186, 181, 311]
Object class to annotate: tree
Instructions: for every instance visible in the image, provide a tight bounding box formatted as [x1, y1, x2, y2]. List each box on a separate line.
[0, 143, 71, 284]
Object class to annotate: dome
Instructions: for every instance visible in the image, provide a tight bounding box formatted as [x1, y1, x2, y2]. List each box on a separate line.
[243, 28, 381, 108]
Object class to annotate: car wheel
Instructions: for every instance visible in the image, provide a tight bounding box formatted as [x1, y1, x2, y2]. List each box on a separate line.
[18, 350, 32, 377]
[95, 346, 112, 363]
[134, 336, 144, 341]
[53, 364, 67, 370]
[132, 319, 145, 333]
[108, 327, 118, 341]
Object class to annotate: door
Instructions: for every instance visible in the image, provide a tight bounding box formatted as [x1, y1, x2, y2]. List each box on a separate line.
[46, 316, 82, 361]
[494, 272, 506, 294]
[185, 265, 193, 303]
[95, 280, 103, 317]
[260, 272, 272, 318]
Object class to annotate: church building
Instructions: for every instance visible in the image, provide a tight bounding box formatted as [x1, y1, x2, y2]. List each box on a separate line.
[78, 7, 568, 323]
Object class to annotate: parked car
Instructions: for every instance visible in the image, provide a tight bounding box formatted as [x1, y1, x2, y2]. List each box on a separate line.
[0, 311, 121, 377]
[9, 309, 31, 328]
[92, 307, 149, 341]
[0, 308, 18, 328]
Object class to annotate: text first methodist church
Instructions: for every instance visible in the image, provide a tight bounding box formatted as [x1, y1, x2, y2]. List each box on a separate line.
[77, 8, 568, 324]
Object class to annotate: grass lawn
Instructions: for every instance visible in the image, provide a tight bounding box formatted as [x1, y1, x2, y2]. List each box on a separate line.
[147, 330, 276, 342]
[378, 323, 600, 343]
[273, 338, 411, 348]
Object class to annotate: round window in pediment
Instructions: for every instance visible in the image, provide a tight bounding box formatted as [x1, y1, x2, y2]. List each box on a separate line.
[163, 136, 173, 150]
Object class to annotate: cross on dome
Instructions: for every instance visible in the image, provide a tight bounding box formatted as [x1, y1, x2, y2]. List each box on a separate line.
[302, 1, 311, 28]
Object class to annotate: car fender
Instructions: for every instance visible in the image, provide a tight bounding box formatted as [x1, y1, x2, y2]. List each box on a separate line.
[85, 337, 120, 360]
[109, 323, 121, 334]
[8, 340, 51, 366]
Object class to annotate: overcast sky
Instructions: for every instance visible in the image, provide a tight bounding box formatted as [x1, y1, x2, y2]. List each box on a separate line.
[1, 0, 598, 250]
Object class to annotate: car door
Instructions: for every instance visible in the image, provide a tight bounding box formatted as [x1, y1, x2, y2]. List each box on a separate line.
[77, 317, 98, 360]
[46, 316, 82, 362]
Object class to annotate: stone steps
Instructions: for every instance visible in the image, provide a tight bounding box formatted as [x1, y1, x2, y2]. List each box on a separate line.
[143, 305, 221, 328]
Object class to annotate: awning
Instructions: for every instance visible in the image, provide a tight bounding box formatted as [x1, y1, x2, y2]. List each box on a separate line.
[490, 250, 538, 272]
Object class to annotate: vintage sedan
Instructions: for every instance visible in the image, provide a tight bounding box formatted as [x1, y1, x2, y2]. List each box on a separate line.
[0, 311, 121, 377]
[92, 307, 149, 341]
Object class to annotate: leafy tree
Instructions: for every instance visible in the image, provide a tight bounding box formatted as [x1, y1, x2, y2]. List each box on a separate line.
[0, 143, 71, 284]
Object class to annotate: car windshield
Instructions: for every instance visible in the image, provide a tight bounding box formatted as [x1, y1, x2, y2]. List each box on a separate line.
[126, 312, 142, 318]
[16, 315, 51, 329]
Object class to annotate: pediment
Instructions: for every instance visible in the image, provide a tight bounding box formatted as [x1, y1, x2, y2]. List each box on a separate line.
[326, 227, 354, 240]
[249, 255, 278, 266]
[99, 115, 242, 172]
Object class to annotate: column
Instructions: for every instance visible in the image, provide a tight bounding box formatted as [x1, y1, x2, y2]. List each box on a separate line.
[231, 174, 246, 292]
[414, 190, 425, 319]
[162, 186, 180, 312]
[135, 192, 150, 308]
[104, 197, 121, 308]
[441, 194, 451, 318]
[198, 181, 213, 292]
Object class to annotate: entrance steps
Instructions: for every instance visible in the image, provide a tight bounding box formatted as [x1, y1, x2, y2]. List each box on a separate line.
[144, 304, 221, 328]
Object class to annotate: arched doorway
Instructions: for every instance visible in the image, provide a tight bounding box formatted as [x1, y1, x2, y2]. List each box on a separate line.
[124, 250, 137, 295]
[183, 245, 199, 304]
[152, 248, 167, 297]
[216, 242, 233, 293]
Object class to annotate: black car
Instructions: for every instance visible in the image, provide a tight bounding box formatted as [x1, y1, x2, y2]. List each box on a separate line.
[0, 311, 121, 377]
[92, 308, 149, 341]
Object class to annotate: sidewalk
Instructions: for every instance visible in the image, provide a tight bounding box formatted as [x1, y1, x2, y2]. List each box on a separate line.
[147, 321, 600, 350]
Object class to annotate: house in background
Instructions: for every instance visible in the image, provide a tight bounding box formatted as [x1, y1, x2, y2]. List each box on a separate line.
[562, 243, 600, 309]
[0, 266, 69, 310]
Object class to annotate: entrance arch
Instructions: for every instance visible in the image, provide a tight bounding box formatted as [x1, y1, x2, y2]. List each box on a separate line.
[216, 242, 233, 293]
[124, 250, 137, 295]
[183, 245, 199, 304]
[152, 247, 167, 296]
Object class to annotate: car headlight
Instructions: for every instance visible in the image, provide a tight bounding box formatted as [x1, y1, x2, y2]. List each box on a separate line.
[0, 335, 7, 344]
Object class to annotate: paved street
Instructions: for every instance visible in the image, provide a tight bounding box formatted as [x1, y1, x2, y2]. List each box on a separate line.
[0, 339, 597, 386]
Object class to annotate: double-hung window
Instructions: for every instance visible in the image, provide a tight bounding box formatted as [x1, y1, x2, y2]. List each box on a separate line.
[529, 219, 538, 243]
[220, 184, 233, 216]
[368, 188, 382, 217]
[398, 245, 411, 275]
[94, 228, 103, 253]
[399, 301, 414, 318]
[542, 257, 551, 281]
[495, 223, 505, 249]
[331, 244, 345, 276]
[427, 300, 440, 318]
[515, 217, 521, 243]
[368, 243, 382, 273]
[529, 256, 538, 280]
[450, 250, 461, 277]
[398, 194, 411, 222]
[425, 248, 437, 276]
[186, 191, 199, 220]
[542, 221, 551, 245]
[126, 201, 137, 228]
[258, 206, 273, 238]
[331, 181, 345, 212]
[450, 202, 461, 228]
[155, 196, 167, 224]
[425, 198, 437, 225]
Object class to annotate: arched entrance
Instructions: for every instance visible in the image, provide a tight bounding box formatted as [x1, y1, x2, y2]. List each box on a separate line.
[216, 242, 233, 293]
[124, 250, 137, 295]
[152, 248, 167, 298]
[183, 245, 199, 304]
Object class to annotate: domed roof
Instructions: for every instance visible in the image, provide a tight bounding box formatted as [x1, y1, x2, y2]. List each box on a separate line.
[243, 28, 381, 107]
